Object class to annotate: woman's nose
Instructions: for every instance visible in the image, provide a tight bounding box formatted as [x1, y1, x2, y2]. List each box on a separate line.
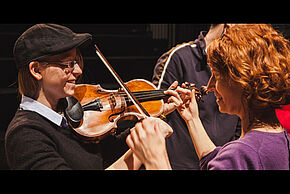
[72, 63, 82, 76]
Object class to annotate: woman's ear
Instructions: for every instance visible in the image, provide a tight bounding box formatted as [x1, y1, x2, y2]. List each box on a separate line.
[29, 61, 42, 80]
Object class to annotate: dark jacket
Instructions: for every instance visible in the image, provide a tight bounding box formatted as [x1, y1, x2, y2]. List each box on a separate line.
[5, 109, 129, 170]
[152, 32, 241, 169]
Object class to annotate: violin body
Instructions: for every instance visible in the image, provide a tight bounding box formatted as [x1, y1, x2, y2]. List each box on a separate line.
[72, 79, 164, 142]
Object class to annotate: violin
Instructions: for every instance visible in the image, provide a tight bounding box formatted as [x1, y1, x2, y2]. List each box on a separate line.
[64, 45, 208, 143]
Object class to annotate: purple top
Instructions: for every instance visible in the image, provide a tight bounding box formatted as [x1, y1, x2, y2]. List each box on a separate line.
[200, 130, 290, 170]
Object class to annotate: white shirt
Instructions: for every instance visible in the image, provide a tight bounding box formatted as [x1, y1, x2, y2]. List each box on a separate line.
[19, 95, 68, 127]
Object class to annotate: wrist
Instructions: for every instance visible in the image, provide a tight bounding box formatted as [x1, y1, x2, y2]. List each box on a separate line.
[186, 117, 202, 131]
[186, 117, 198, 123]
[144, 152, 171, 170]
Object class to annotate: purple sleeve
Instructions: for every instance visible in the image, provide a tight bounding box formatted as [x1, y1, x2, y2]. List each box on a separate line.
[199, 147, 221, 170]
[201, 142, 263, 170]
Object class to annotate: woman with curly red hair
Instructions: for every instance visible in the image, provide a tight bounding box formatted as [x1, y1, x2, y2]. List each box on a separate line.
[126, 24, 290, 170]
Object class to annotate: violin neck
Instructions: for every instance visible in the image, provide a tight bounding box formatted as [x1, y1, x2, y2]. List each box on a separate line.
[126, 89, 167, 105]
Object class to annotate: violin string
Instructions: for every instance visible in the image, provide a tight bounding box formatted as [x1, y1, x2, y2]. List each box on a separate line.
[123, 92, 166, 102]
[94, 90, 166, 102]
[90, 87, 200, 104]
[115, 90, 166, 102]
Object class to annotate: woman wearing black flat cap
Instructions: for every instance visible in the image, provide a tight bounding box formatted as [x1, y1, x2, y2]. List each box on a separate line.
[4, 23, 176, 170]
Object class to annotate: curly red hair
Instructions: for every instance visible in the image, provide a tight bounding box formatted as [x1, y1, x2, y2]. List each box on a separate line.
[207, 24, 290, 126]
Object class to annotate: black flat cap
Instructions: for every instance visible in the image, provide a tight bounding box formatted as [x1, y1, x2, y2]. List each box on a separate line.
[13, 23, 92, 70]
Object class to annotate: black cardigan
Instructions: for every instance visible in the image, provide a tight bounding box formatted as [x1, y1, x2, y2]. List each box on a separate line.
[5, 109, 129, 170]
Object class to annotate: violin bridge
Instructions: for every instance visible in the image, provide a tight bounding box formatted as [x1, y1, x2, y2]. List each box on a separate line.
[109, 94, 117, 111]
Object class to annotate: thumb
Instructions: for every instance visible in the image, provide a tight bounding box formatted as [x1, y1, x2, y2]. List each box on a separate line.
[191, 89, 196, 101]
[155, 121, 173, 138]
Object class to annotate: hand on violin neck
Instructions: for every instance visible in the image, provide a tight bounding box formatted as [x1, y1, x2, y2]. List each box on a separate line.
[176, 89, 199, 122]
[163, 81, 196, 116]
[162, 81, 182, 115]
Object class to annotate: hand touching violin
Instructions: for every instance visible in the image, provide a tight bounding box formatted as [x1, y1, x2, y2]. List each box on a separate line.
[126, 82, 201, 169]
[126, 117, 173, 170]
[175, 83, 200, 122]
[161, 81, 182, 116]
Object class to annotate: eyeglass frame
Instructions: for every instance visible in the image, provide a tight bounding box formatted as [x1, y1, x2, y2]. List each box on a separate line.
[38, 60, 80, 72]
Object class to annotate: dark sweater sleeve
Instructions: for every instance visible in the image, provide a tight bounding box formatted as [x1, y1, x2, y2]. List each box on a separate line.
[5, 126, 71, 170]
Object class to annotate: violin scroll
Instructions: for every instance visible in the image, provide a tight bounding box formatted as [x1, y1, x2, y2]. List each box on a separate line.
[183, 82, 208, 102]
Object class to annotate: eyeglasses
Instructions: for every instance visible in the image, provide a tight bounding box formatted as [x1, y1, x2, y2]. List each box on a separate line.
[40, 60, 79, 71]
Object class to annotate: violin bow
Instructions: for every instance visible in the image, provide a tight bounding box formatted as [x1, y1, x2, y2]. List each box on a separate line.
[94, 45, 150, 117]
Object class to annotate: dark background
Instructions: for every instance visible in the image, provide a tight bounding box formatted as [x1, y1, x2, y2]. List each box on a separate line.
[0, 23, 289, 169]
